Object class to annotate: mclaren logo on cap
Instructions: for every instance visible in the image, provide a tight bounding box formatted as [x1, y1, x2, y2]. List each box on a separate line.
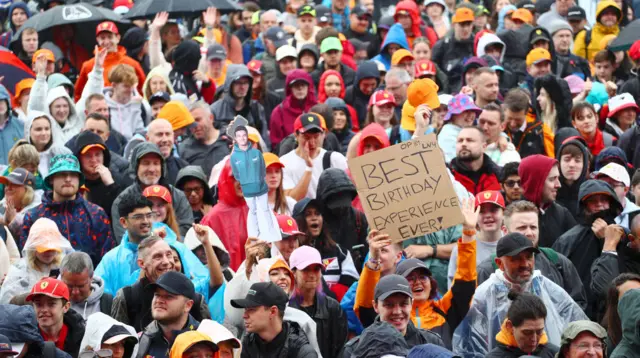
[41, 281, 49, 289]
[484, 192, 491, 199]
[536, 29, 542, 35]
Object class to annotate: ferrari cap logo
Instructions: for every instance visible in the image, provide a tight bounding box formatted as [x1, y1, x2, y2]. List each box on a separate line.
[484, 192, 491, 199]
[40, 281, 49, 290]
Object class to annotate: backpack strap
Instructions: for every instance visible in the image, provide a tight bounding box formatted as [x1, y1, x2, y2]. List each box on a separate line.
[584, 29, 592, 60]
[389, 125, 402, 145]
[539, 247, 559, 265]
[99, 292, 113, 317]
[322, 150, 333, 170]
[42, 341, 57, 358]
[122, 285, 137, 327]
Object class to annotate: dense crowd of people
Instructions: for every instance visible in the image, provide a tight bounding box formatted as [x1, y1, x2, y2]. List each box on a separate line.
[0, 0, 639, 357]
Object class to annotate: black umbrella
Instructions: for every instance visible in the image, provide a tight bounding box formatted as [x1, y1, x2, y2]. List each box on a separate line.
[10, 3, 130, 53]
[124, 0, 242, 20]
[609, 19, 640, 52]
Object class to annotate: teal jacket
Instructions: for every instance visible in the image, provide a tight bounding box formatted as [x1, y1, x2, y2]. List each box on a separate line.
[94, 222, 210, 296]
[611, 288, 640, 358]
[0, 84, 24, 166]
[229, 143, 268, 197]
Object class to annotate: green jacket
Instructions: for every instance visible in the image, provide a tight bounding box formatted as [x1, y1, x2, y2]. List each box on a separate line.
[611, 288, 640, 357]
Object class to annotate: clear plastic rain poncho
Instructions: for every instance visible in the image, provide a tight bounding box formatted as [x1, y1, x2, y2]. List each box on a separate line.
[452, 270, 588, 358]
[0, 217, 73, 304]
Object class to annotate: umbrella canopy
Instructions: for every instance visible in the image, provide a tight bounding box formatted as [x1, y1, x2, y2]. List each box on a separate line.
[609, 19, 640, 52]
[0, 51, 35, 96]
[125, 0, 242, 20]
[10, 3, 130, 53]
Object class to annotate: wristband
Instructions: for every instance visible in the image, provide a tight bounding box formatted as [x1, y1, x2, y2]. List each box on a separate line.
[463, 228, 476, 237]
[305, 167, 313, 172]
[430, 244, 437, 258]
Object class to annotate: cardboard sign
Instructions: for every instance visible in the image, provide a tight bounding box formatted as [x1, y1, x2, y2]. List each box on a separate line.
[348, 134, 464, 243]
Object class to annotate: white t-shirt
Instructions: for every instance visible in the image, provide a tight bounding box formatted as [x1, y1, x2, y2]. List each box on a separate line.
[268, 196, 298, 215]
[281, 148, 348, 199]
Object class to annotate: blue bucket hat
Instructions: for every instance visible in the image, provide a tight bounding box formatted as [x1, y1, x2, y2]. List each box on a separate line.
[44, 154, 85, 190]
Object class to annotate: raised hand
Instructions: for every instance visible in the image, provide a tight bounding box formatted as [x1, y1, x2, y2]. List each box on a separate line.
[193, 223, 210, 244]
[152, 12, 169, 30]
[203, 7, 217, 28]
[367, 229, 391, 262]
[95, 46, 108, 68]
[461, 198, 479, 231]
[34, 54, 48, 77]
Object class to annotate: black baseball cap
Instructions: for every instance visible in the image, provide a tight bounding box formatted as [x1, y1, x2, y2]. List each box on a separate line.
[149, 91, 171, 105]
[146, 271, 196, 301]
[516, 0, 535, 11]
[529, 28, 550, 45]
[0, 168, 35, 188]
[351, 5, 371, 18]
[230, 282, 289, 310]
[496, 233, 540, 257]
[207, 44, 227, 61]
[349, 38, 370, 52]
[265, 26, 291, 48]
[297, 4, 316, 17]
[567, 6, 586, 20]
[0, 334, 19, 355]
[294, 112, 325, 133]
[395, 258, 432, 277]
[374, 274, 413, 301]
[315, 5, 332, 23]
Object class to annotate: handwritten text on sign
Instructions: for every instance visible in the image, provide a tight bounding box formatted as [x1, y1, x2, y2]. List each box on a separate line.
[349, 134, 464, 242]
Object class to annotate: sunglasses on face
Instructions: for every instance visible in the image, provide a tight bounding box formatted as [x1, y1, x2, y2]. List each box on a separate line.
[504, 180, 521, 188]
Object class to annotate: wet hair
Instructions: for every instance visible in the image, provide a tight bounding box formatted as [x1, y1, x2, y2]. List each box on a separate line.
[118, 194, 154, 218]
[571, 102, 597, 122]
[506, 291, 547, 327]
[86, 112, 109, 126]
[603, 273, 640, 346]
[60, 252, 94, 277]
[500, 162, 520, 183]
[412, 36, 431, 49]
[504, 88, 531, 113]
[108, 64, 138, 86]
[504, 200, 538, 228]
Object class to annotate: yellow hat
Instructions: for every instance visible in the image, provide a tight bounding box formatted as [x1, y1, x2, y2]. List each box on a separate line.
[526, 48, 551, 67]
[401, 101, 418, 132]
[263, 152, 285, 168]
[407, 78, 440, 108]
[248, 133, 260, 144]
[391, 49, 414, 66]
[157, 101, 195, 131]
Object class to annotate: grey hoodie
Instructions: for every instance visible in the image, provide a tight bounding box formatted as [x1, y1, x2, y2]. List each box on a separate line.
[103, 87, 151, 140]
[70, 276, 108, 320]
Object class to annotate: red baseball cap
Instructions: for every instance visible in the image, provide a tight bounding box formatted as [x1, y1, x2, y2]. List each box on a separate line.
[96, 21, 119, 36]
[26, 278, 70, 302]
[247, 60, 262, 74]
[475, 190, 505, 209]
[630, 40, 640, 61]
[368, 90, 396, 108]
[142, 185, 173, 204]
[277, 214, 304, 237]
[415, 59, 437, 78]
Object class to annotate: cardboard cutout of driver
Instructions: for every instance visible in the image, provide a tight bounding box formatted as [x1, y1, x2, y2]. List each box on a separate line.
[228, 116, 281, 243]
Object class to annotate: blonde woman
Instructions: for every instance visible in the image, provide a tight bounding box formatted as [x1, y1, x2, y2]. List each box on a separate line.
[0, 140, 45, 200]
[0, 168, 42, 239]
[0, 217, 73, 303]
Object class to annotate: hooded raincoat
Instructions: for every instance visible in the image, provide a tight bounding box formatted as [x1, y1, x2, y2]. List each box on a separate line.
[344, 61, 379, 129]
[325, 97, 355, 152]
[142, 66, 175, 101]
[0, 305, 72, 358]
[28, 79, 84, 144]
[110, 142, 194, 242]
[553, 179, 624, 320]
[0, 84, 24, 166]
[610, 288, 640, 358]
[476, 33, 506, 63]
[270, 69, 317, 149]
[554, 128, 590, 218]
[452, 270, 587, 357]
[201, 161, 248, 271]
[573, 1, 621, 62]
[317, 70, 359, 131]
[372, 24, 410, 71]
[519, 155, 577, 247]
[79, 313, 138, 358]
[24, 111, 65, 177]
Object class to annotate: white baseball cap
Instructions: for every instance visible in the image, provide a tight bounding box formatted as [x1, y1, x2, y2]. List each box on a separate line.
[276, 45, 297, 61]
[597, 162, 630, 187]
[197, 319, 242, 349]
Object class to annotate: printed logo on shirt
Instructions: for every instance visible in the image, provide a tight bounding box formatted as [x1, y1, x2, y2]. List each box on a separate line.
[323, 257, 338, 270]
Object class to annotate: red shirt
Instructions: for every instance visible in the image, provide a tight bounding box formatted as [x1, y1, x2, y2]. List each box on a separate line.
[40, 323, 68, 350]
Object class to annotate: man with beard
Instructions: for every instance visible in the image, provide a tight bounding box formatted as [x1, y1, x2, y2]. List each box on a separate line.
[135, 271, 202, 357]
[110, 142, 193, 242]
[180, 102, 229, 179]
[111, 237, 211, 334]
[19, 154, 114, 267]
[594, 163, 640, 229]
[450, 127, 501, 195]
[553, 179, 624, 320]
[452, 233, 588, 357]
[470, 68, 500, 108]
[146, 119, 188, 185]
[475, 200, 587, 309]
[519, 154, 576, 247]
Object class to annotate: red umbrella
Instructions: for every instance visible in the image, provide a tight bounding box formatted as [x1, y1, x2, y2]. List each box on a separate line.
[0, 50, 35, 96]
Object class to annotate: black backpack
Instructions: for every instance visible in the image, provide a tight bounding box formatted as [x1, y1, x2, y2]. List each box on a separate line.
[322, 150, 334, 170]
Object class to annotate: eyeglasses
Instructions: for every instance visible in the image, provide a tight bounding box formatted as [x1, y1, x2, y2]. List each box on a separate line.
[406, 274, 429, 283]
[504, 180, 521, 188]
[128, 212, 158, 221]
[79, 349, 113, 358]
[574, 342, 604, 351]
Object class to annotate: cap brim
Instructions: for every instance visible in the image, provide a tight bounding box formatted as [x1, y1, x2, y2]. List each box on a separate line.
[146, 282, 182, 296]
[80, 144, 106, 155]
[0, 176, 22, 186]
[25, 292, 67, 302]
[289, 78, 310, 87]
[230, 298, 264, 309]
[502, 246, 540, 257]
[567, 15, 583, 20]
[399, 265, 432, 277]
[378, 289, 412, 301]
[185, 340, 218, 353]
[207, 55, 226, 61]
[532, 59, 551, 65]
[35, 246, 62, 253]
[103, 334, 136, 345]
[298, 125, 323, 133]
[281, 231, 305, 239]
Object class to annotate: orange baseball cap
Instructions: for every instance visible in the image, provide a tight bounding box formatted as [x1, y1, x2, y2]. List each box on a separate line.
[143, 184, 173, 204]
[80, 143, 106, 155]
[452, 7, 475, 23]
[511, 8, 533, 24]
[263, 152, 284, 169]
[407, 78, 440, 108]
[526, 48, 552, 67]
[475, 190, 505, 209]
[32, 49, 55, 64]
[96, 21, 119, 36]
[26, 278, 70, 302]
[391, 49, 414, 66]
